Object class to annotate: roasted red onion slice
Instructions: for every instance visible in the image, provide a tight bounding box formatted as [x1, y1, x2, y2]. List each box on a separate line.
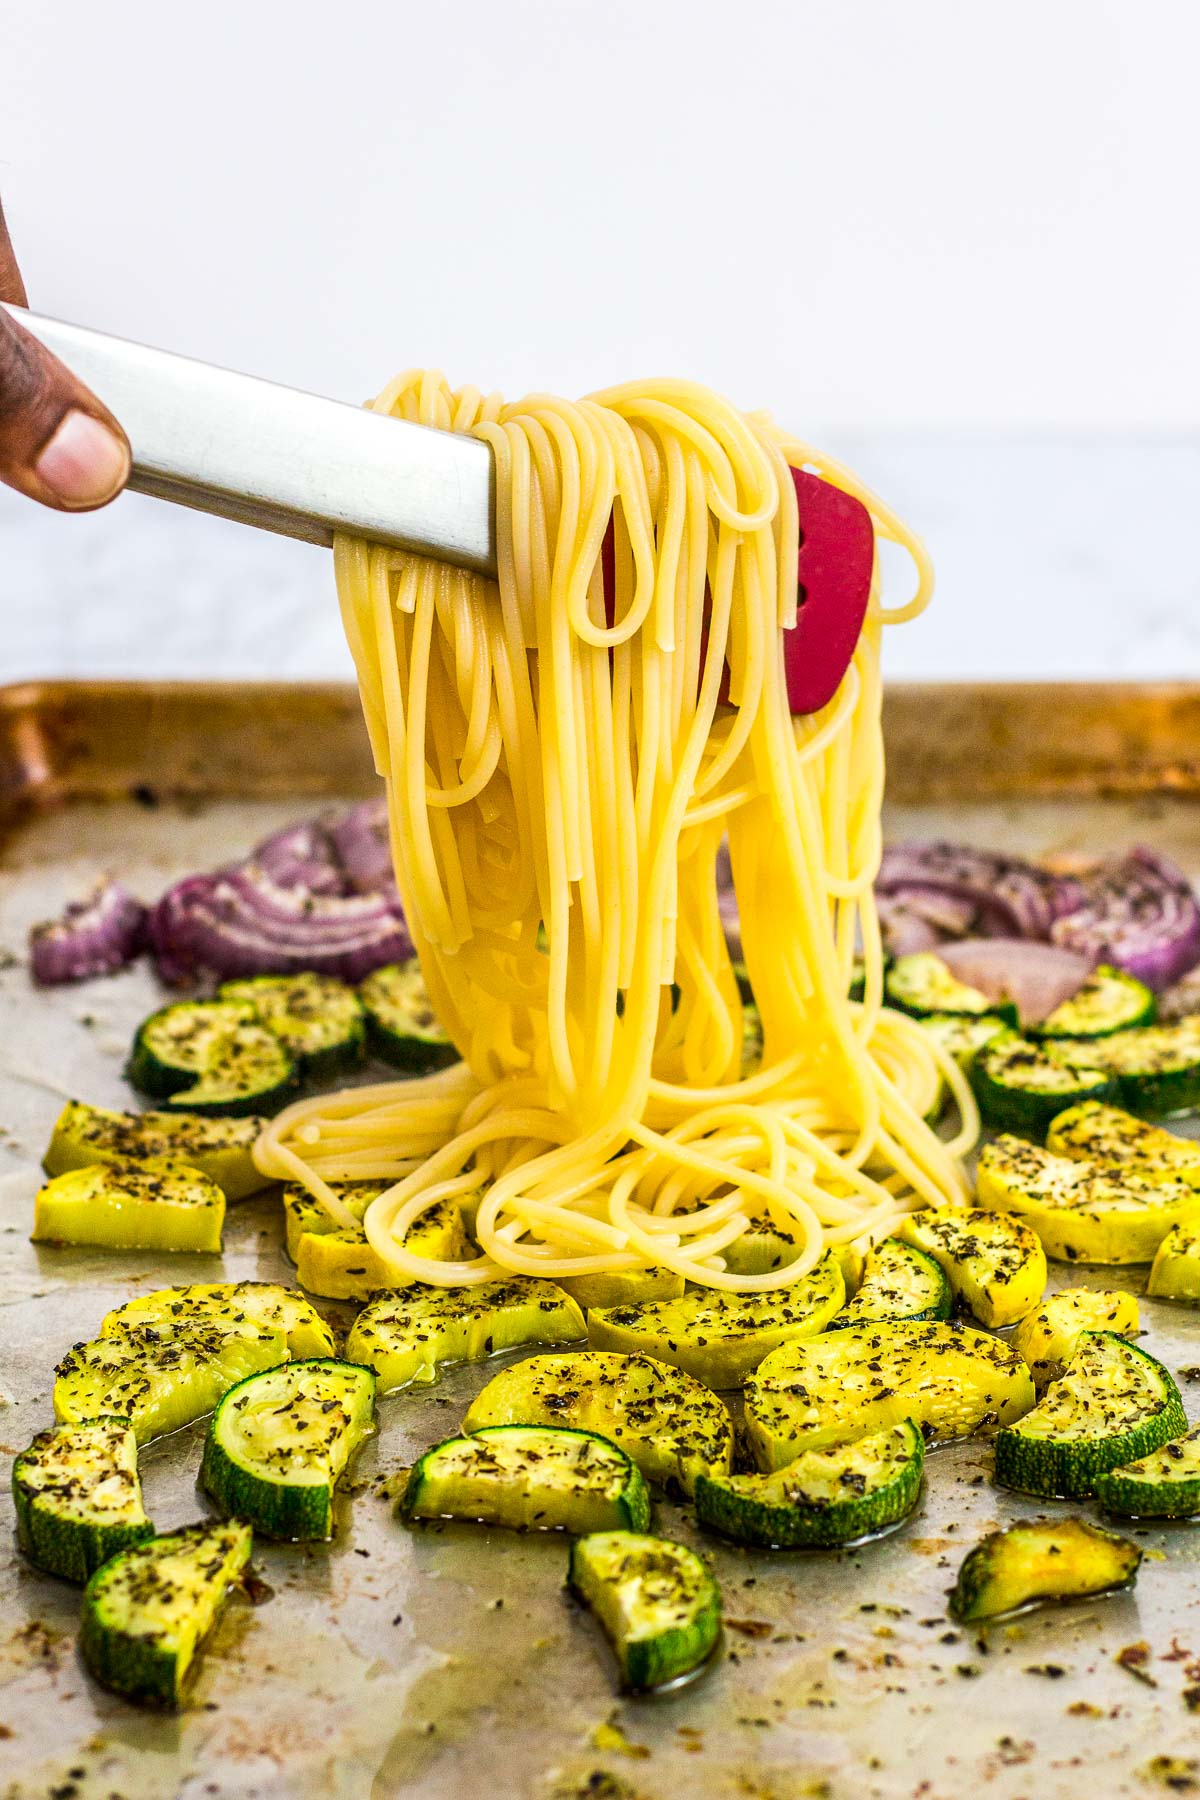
[936, 938, 1097, 1025]
[1050, 846, 1200, 992]
[327, 798, 397, 898]
[878, 841, 1081, 941]
[251, 821, 345, 896]
[149, 864, 412, 984]
[30, 880, 148, 985]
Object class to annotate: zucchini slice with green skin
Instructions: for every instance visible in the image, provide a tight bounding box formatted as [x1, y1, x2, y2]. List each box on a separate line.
[585, 1252, 844, 1389]
[201, 1358, 375, 1540]
[346, 1278, 585, 1393]
[828, 1238, 952, 1328]
[886, 953, 1018, 1027]
[54, 1319, 288, 1445]
[1050, 1021, 1200, 1118]
[568, 1531, 721, 1692]
[128, 1001, 296, 1117]
[896, 1207, 1046, 1328]
[33, 1157, 226, 1255]
[918, 1012, 1009, 1073]
[733, 959, 755, 1003]
[358, 960, 457, 1071]
[1035, 966, 1156, 1040]
[949, 1517, 1141, 1623]
[976, 1135, 1200, 1263]
[993, 1330, 1186, 1499]
[292, 1192, 470, 1302]
[1011, 1288, 1140, 1387]
[43, 1100, 268, 1201]
[401, 1424, 651, 1534]
[13, 1419, 153, 1583]
[81, 1519, 252, 1707]
[1095, 1424, 1200, 1517]
[743, 1320, 1034, 1471]
[464, 1350, 734, 1497]
[218, 973, 365, 1079]
[971, 1031, 1118, 1137]
[1147, 1219, 1200, 1301]
[100, 1281, 334, 1359]
[554, 1268, 686, 1311]
[1047, 1100, 1200, 1188]
[694, 1420, 924, 1549]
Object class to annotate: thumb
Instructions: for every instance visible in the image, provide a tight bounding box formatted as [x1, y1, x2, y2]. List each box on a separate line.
[0, 302, 131, 511]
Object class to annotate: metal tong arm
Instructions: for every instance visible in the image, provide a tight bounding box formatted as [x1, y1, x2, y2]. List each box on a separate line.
[2, 305, 497, 576]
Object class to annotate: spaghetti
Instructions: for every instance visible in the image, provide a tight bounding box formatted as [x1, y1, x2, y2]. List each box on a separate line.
[255, 374, 977, 1289]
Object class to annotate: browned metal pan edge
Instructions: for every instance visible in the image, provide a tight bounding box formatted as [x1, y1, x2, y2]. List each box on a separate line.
[0, 679, 1199, 819]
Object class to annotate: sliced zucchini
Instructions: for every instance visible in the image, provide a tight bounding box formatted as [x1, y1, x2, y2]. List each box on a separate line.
[734, 959, 755, 1003]
[949, 1518, 1141, 1623]
[1050, 1021, 1200, 1118]
[284, 1180, 471, 1300]
[218, 973, 365, 1079]
[128, 1000, 296, 1117]
[401, 1424, 651, 1534]
[585, 1252, 844, 1389]
[976, 1135, 1200, 1263]
[744, 1320, 1033, 1471]
[896, 1207, 1046, 1328]
[568, 1531, 721, 1691]
[1095, 1424, 1200, 1517]
[463, 1350, 733, 1496]
[694, 1419, 924, 1549]
[295, 1195, 470, 1301]
[1047, 1100, 1200, 1188]
[43, 1100, 268, 1202]
[918, 1012, 1009, 1073]
[1011, 1288, 1140, 1387]
[885, 952, 1017, 1026]
[971, 1031, 1117, 1137]
[345, 1278, 586, 1393]
[100, 1281, 335, 1359]
[201, 1358, 375, 1540]
[13, 1419, 153, 1583]
[1148, 1219, 1200, 1301]
[848, 957, 865, 1004]
[829, 1238, 952, 1327]
[1035, 965, 1156, 1039]
[722, 1210, 803, 1277]
[32, 1158, 225, 1255]
[54, 1318, 288, 1445]
[554, 1268, 686, 1311]
[282, 1179, 384, 1260]
[81, 1519, 252, 1707]
[359, 960, 457, 1071]
[993, 1330, 1186, 1499]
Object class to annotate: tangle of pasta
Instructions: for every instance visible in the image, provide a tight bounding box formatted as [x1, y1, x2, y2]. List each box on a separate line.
[255, 374, 978, 1289]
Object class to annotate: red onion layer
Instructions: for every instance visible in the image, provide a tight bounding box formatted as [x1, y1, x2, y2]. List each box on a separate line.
[1050, 846, 1200, 993]
[149, 863, 412, 985]
[30, 881, 148, 985]
[937, 938, 1097, 1026]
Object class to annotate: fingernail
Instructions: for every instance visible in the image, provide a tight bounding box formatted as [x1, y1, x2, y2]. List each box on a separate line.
[35, 410, 130, 507]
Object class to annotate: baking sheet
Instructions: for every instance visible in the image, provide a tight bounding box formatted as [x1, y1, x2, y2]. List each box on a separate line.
[1, 686, 1200, 1800]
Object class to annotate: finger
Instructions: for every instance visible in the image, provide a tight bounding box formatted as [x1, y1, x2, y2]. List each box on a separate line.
[0, 306, 130, 510]
[0, 197, 29, 306]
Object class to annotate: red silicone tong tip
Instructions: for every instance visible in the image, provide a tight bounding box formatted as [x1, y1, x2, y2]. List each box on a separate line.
[599, 468, 874, 716]
[784, 467, 874, 716]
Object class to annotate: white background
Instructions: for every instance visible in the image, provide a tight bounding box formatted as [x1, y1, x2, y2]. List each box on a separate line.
[2, 0, 1199, 683]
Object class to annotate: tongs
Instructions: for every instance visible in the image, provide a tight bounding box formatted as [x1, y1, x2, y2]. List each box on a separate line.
[4, 305, 872, 713]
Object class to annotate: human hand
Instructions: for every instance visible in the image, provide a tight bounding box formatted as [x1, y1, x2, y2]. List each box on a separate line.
[0, 197, 129, 510]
